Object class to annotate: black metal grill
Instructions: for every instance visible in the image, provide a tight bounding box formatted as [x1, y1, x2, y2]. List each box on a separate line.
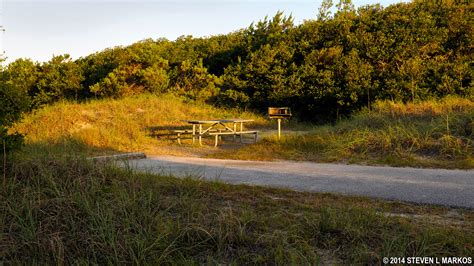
[268, 107, 292, 118]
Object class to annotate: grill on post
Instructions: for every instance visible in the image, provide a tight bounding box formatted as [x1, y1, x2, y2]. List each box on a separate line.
[268, 107, 292, 118]
[268, 107, 292, 139]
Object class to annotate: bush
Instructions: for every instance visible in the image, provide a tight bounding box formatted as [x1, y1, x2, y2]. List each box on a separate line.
[0, 80, 30, 153]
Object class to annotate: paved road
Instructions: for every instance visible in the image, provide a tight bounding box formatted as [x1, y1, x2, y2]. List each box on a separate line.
[125, 156, 474, 208]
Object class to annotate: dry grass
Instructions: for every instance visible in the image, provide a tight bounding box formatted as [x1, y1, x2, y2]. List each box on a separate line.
[11, 95, 473, 168]
[213, 97, 474, 169]
[12, 94, 270, 156]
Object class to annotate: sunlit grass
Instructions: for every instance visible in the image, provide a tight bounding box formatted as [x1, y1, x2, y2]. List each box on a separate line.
[12, 94, 473, 168]
[214, 97, 474, 169]
[12, 94, 270, 156]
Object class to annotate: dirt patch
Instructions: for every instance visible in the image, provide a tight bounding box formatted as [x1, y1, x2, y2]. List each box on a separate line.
[71, 121, 93, 133]
[381, 209, 468, 227]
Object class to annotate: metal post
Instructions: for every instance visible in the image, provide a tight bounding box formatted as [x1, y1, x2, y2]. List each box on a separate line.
[277, 118, 281, 140]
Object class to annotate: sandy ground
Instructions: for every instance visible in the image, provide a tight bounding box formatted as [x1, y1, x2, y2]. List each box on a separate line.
[124, 155, 474, 209]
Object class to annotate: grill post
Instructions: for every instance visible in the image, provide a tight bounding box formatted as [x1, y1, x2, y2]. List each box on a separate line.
[268, 107, 292, 140]
[277, 118, 281, 139]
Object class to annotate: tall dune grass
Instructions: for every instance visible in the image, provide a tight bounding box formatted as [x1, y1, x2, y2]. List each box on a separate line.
[216, 97, 474, 169]
[12, 94, 269, 155]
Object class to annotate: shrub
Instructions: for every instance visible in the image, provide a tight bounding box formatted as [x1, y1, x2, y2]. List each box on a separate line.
[0, 80, 30, 153]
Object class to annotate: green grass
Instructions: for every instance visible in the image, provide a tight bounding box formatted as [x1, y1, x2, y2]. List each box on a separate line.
[213, 97, 474, 169]
[1, 150, 473, 264]
[12, 93, 270, 156]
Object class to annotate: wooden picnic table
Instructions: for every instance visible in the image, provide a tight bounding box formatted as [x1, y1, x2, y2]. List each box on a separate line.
[178, 119, 257, 146]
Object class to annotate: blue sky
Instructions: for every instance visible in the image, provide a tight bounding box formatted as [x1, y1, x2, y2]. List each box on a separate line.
[2, 0, 405, 63]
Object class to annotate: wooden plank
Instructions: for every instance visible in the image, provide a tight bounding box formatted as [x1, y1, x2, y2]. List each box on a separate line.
[236, 131, 258, 135]
[209, 132, 236, 135]
[209, 131, 258, 136]
[183, 119, 254, 124]
[183, 120, 222, 124]
[218, 119, 254, 123]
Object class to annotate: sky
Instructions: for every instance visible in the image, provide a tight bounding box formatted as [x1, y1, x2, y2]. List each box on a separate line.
[2, 0, 405, 63]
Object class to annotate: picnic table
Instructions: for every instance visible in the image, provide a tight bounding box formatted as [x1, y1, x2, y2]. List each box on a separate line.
[174, 119, 258, 147]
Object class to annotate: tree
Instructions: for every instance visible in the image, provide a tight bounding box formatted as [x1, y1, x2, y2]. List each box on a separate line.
[3, 1, 472, 122]
[89, 64, 143, 98]
[336, 0, 355, 15]
[5, 58, 38, 98]
[0, 75, 30, 153]
[398, 56, 424, 102]
[33, 55, 84, 106]
[245, 11, 294, 52]
[318, 0, 334, 21]
[139, 61, 170, 94]
[171, 60, 221, 102]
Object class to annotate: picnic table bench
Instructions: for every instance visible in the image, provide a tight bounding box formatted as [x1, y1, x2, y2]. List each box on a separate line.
[175, 119, 258, 147]
[173, 129, 193, 145]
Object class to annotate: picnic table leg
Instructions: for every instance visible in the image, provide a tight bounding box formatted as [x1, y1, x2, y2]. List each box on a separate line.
[254, 132, 258, 143]
[177, 132, 181, 145]
[192, 124, 196, 144]
[199, 124, 202, 146]
[214, 134, 219, 147]
[233, 123, 237, 142]
[240, 122, 244, 143]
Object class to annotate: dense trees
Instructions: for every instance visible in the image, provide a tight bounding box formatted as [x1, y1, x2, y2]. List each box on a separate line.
[1, 0, 472, 122]
[0, 64, 30, 152]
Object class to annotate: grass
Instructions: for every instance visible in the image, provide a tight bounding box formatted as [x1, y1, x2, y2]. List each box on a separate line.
[3, 95, 473, 263]
[213, 97, 474, 169]
[1, 150, 473, 264]
[11, 93, 270, 156]
[13, 93, 471, 169]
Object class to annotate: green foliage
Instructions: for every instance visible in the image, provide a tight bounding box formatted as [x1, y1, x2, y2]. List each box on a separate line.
[89, 64, 141, 97]
[216, 1, 472, 120]
[216, 89, 250, 109]
[0, 79, 30, 153]
[0, 83, 29, 126]
[4, 58, 38, 96]
[139, 60, 170, 93]
[317, 0, 333, 21]
[245, 11, 294, 51]
[171, 59, 221, 102]
[0, 128, 24, 154]
[33, 55, 84, 107]
[3, 1, 473, 121]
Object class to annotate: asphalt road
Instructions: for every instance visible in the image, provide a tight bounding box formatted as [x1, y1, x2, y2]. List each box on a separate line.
[125, 156, 474, 208]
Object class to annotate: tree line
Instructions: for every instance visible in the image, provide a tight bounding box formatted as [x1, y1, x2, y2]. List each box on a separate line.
[1, 0, 472, 141]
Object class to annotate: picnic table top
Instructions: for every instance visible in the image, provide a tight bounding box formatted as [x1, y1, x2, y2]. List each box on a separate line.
[183, 119, 254, 124]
